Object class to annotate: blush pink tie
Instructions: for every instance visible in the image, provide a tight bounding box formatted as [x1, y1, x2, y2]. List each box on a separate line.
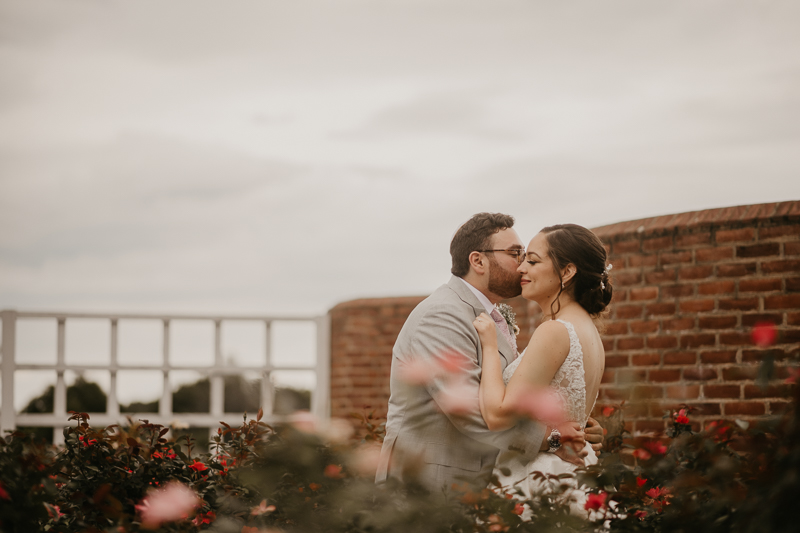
[490, 308, 518, 357]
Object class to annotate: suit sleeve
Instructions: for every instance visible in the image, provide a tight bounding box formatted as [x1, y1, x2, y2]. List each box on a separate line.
[408, 303, 546, 458]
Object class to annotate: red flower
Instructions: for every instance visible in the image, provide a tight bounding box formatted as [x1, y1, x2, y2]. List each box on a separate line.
[152, 452, 163, 459]
[324, 464, 343, 479]
[165, 450, 177, 459]
[0, 482, 10, 500]
[512, 502, 525, 515]
[192, 511, 215, 526]
[634, 510, 647, 520]
[675, 415, 690, 425]
[632, 448, 651, 460]
[188, 460, 208, 472]
[584, 491, 607, 511]
[602, 406, 615, 417]
[644, 440, 667, 455]
[752, 322, 777, 348]
[646, 486, 668, 499]
[636, 476, 647, 488]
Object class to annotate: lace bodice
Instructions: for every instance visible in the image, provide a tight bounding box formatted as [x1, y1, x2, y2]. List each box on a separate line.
[502, 319, 595, 426]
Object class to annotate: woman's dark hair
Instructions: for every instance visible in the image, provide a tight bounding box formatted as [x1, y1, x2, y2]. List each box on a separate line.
[541, 224, 613, 317]
[450, 213, 515, 277]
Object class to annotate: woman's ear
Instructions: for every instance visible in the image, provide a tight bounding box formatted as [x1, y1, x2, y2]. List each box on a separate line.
[562, 263, 577, 285]
[468, 251, 487, 275]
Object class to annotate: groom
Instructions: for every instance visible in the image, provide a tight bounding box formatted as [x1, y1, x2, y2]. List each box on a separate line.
[375, 212, 602, 493]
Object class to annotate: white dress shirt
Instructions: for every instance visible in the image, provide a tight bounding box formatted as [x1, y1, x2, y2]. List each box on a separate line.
[458, 277, 496, 315]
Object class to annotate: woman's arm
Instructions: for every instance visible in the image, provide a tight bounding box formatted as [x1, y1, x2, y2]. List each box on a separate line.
[472, 313, 506, 430]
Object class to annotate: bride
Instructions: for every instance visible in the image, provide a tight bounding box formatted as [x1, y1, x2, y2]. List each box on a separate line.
[473, 224, 612, 501]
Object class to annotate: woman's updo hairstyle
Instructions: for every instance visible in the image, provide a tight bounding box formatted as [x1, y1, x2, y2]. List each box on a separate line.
[541, 223, 613, 317]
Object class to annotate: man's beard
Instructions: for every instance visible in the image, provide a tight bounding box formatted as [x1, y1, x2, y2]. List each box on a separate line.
[487, 257, 522, 299]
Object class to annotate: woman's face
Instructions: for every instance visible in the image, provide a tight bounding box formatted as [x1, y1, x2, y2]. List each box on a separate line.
[517, 232, 562, 303]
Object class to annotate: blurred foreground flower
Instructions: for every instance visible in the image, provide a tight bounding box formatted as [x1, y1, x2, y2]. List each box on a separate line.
[751, 322, 777, 348]
[288, 411, 355, 443]
[348, 443, 382, 477]
[251, 499, 276, 516]
[398, 350, 471, 385]
[644, 440, 667, 455]
[135, 481, 200, 529]
[511, 388, 566, 425]
[436, 381, 478, 415]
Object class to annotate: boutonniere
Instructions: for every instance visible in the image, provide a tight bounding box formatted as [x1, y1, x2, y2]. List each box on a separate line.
[496, 303, 520, 336]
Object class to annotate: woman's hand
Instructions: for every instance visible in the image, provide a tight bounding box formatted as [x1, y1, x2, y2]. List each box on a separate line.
[473, 313, 498, 349]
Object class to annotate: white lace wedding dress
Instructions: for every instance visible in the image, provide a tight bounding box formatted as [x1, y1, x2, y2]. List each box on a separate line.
[492, 319, 598, 504]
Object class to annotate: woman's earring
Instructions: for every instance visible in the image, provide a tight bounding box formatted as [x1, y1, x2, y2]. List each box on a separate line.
[561, 281, 564, 289]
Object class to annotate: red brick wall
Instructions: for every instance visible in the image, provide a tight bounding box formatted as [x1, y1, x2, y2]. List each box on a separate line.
[329, 294, 537, 419]
[593, 201, 800, 433]
[329, 201, 800, 430]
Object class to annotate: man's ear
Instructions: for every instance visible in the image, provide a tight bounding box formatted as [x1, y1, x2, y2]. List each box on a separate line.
[468, 251, 487, 275]
[562, 263, 577, 285]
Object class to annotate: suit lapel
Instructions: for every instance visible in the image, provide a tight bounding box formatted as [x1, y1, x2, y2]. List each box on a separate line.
[447, 276, 514, 366]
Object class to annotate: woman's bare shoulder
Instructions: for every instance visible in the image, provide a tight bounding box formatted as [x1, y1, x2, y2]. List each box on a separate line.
[528, 319, 571, 351]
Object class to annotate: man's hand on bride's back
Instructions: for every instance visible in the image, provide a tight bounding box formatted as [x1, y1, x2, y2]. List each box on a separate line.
[585, 417, 604, 454]
[553, 422, 587, 467]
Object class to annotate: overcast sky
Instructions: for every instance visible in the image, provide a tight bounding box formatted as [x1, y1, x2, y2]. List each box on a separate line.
[2, 0, 800, 317]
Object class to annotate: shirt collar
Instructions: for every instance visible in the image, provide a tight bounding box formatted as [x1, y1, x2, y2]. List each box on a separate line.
[458, 277, 496, 315]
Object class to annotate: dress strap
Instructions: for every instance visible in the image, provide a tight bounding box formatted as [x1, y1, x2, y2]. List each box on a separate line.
[554, 319, 578, 348]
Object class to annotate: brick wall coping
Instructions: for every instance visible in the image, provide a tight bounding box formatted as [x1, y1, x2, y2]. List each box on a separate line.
[593, 201, 800, 241]
[330, 295, 426, 312]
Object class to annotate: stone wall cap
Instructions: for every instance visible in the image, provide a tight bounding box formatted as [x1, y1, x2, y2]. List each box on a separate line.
[592, 201, 800, 240]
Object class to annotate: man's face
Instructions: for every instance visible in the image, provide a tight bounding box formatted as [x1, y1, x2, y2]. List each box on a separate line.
[486, 228, 524, 299]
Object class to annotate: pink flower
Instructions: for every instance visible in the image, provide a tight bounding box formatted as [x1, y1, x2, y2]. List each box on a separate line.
[288, 410, 318, 433]
[512, 502, 525, 515]
[636, 476, 647, 488]
[584, 491, 607, 511]
[188, 460, 207, 472]
[511, 388, 566, 425]
[632, 448, 651, 461]
[251, 499, 276, 516]
[634, 510, 647, 520]
[752, 322, 777, 348]
[437, 350, 471, 374]
[45, 503, 63, 520]
[135, 481, 200, 529]
[436, 381, 479, 415]
[348, 443, 382, 477]
[323, 464, 344, 479]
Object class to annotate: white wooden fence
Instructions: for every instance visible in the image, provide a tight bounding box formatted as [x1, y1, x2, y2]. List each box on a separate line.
[0, 310, 330, 445]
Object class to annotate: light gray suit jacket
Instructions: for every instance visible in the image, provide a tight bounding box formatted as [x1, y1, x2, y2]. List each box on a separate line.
[375, 276, 546, 493]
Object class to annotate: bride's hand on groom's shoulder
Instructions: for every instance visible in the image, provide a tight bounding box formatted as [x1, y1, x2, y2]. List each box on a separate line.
[472, 313, 498, 347]
[585, 417, 604, 455]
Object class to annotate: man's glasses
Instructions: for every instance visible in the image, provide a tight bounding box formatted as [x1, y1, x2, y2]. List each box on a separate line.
[477, 249, 526, 264]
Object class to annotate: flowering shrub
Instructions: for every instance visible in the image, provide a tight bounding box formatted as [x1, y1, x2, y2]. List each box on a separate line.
[0, 370, 798, 532]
